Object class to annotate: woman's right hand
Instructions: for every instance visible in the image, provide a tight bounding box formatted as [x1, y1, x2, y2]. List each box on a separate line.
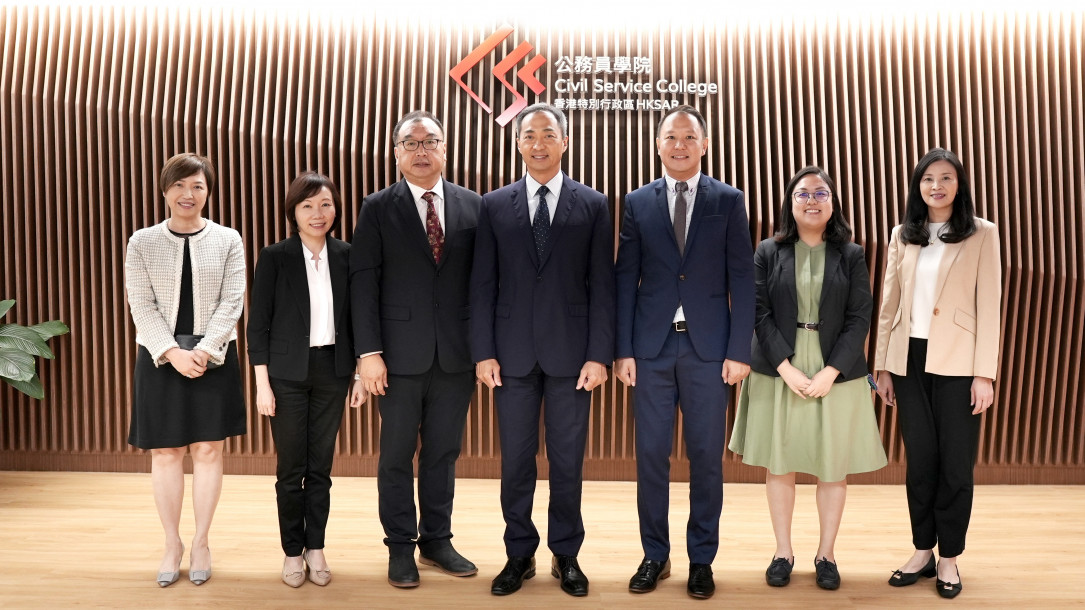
[165, 347, 206, 379]
[776, 360, 810, 399]
[875, 370, 895, 406]
[256, 382, 276, 416]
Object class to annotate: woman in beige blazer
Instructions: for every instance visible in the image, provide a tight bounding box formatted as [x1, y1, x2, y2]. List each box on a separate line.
[873, 148, 1001, 599]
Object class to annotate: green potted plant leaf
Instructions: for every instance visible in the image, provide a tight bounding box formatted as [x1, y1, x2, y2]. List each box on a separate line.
[0, 299, 71, 399]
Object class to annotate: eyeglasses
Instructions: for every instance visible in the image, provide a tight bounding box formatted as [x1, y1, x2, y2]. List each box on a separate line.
[793, 190, 831, 203]
[397, 138, 442, 151]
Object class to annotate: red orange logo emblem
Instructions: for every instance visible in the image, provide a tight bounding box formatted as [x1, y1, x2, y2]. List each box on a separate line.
[449, 26, 547, 127]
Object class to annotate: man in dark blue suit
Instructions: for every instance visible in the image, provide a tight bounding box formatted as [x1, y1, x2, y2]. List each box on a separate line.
[614, 105, 755, 599]
[351, 111, 480, 588]
[471, 103, 615, 597]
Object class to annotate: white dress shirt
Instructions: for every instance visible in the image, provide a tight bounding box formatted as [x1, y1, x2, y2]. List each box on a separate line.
[664, 172, 701, 323]
[909, 222, 947, 339]
[303, 240, 336, 347]
[525, 172, 564, 220]
[406, 177, 446, 231]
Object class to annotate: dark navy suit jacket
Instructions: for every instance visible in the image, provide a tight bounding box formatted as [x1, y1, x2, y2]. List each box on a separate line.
[470, 173, 615, 378]
[615, 174, 755, 363]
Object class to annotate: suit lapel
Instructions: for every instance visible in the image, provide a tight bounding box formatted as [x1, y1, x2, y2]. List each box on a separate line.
[283, 236, 311, 329]
[328, 239, 348, 327]
[651, 179, 679, 255]
[819, 242, 842, 308]
[393, 180, 437, 266]
[900, 242, 920, 326]
[932, 240, 965, 305]
[514, 179, 541, 268]
[780, 244, 798, 313]
[438, 185, 461, 270]
[682, 175, 711, 258]
[539, 174, 575, 269]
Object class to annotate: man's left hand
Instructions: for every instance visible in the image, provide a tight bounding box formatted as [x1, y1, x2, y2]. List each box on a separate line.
[576, 361, 608, 391]
[722, 359, 751, 385]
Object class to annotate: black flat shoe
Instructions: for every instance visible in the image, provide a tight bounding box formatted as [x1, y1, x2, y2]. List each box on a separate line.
[888, 555, 936, 587]
[936, 564, 963, 599]
[765, 556, 793, 587]
[814, 556, 840, 590]
[628, 558, 670, 593]
[418, 544, 478, 576]
[687, 563, 715, 599]
[551, 555, 588, 597]
[387, 554, 420, 588]
[491, 556, 535, 596]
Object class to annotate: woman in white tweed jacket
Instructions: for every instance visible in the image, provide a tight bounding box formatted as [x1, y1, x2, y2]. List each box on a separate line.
[124, 153, 247, 587]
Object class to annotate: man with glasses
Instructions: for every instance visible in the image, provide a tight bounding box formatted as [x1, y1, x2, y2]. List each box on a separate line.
[614, 105, 755, 599]
[351, 110, 481, 588]
[471, 103, 615, 597]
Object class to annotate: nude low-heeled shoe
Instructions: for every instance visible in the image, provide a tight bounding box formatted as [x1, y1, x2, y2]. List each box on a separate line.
[304, 549, 332, 586]
[189, 548, 212, 585]
[156, 544, 184, 587]
[282, 556, 306, 588]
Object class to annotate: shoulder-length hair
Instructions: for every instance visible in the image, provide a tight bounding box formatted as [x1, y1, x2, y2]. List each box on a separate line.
[774, 166, 853, 244]
[284, 171, 343, 235]
[900, 147, 976, 245]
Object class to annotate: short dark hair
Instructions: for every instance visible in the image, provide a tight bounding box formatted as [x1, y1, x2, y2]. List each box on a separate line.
[391, 110, 444, 147]
[284, 171, 343, 235]
[160, 153, 216, 197]
[656, 104, 708, 139]
[514, 103, 568, 138]
[900, 147, 977, 245]
[774, 166, 853, 244]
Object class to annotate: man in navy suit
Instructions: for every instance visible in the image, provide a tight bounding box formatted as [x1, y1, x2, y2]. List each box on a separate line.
[471, 103, 615, 597]
[351, 110, 480, 588]
[614, 105, 755, 599]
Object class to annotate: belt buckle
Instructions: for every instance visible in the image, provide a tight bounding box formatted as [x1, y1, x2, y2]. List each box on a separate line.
[673, 321, 688, 332]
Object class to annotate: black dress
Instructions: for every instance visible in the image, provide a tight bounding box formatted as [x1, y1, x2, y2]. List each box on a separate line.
[128, 227, 247, 449]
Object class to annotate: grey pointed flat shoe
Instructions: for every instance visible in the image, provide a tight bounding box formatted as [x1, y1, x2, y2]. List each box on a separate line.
[157, 544, 184, 587]
[189, 548, 212, 585]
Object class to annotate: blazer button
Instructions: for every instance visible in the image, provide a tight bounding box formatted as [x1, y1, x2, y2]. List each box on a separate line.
[933, 308, 940, 315]
[537, 275, 542, 281]
[679, 274, 686, 280]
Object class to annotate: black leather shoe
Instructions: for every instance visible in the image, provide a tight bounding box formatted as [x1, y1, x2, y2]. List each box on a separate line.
[628, 558, 670, 593]
[491, 556, 535, 596]
[765, 556, 794, 587]
[418, 544, 478, 576]
[551, 555, 588, 597]
[814, 557, 840, 590]
[388, 554, 419, 588]
[888, 555, 936, 587]
[687, 563, 715, 599]
[936, 564, 963, 599]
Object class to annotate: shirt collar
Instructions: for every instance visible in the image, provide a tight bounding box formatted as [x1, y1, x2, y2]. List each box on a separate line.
[405, 177, 445, 203]
[664, 172, 700, 193]
[301, 239, 329, 263]
[525, 172, 563, 199]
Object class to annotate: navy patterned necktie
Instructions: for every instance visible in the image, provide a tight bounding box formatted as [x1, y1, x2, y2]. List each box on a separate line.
[674, 181, 688, 256]
[422, 191, 444, 263]
[532, 185, 551, 259]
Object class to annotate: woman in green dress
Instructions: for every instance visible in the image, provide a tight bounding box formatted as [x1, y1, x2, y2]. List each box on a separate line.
[729, 166, 887, 590]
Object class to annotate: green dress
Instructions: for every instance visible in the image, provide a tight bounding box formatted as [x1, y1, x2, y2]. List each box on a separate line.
[729, 241, 887, 482]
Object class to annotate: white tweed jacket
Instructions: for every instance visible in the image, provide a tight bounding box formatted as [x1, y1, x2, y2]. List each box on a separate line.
[124, 219, 246, 366]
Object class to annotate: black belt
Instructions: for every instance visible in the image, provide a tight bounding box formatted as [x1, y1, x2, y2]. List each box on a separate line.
[673, 321, 688, 332]
[310, 344, 335, 351]
[797, 322, 820, 331]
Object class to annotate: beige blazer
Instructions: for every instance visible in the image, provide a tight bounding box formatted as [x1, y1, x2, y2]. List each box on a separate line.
[874, 218, 1001, 379]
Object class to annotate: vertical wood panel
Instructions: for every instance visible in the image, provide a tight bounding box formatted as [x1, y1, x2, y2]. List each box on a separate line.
[2, 7, 1083, 483]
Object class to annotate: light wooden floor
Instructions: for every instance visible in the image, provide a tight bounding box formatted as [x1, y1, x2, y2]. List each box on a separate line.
[1, 471, 1083, 608]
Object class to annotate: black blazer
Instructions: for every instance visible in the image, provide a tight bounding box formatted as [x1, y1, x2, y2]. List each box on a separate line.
[749, 238, 873, 381]
[247, 235, 355, 381]
[350, 179, 481, 375]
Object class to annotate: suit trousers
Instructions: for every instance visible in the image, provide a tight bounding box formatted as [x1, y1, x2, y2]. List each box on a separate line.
[268, 348, 350, 556]
[891, 337, 980, 558]
[633, 329, 729, 564]
[377, 358, 474, 556]
[495, 364, 590, 558]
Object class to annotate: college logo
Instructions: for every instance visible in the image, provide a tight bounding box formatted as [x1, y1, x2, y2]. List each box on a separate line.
[449, 26, 546, 127]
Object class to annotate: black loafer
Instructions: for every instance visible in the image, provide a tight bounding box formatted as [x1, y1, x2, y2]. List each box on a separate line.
[765, 556, 794, 587]
[888, 555, 936, 587]
[814, 557, 840, 590]
[936, 564, 963, 599]
[628, 558, 670, 593]
[418, 544, 478, 576]
[687, 563, 715, 599]
[491, 556, 535, 596]
[388, 554, 420, 588]
[551, 555, 588, 597]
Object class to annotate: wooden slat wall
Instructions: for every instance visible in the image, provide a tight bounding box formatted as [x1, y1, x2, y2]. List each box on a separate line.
[2, 7, 1082, 483]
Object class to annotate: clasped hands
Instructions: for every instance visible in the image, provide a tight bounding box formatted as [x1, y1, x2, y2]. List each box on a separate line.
[777, 360, 839, 399]
[165, 346, 210, 378]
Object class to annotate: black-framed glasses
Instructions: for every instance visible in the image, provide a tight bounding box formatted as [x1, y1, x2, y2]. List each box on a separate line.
[397, 138, 442, 151]
[793, 190, 831, 203]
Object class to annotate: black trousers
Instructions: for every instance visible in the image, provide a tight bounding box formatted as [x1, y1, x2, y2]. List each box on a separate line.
[891, 337, 981, 558]
[268, 348, 350, 556]
[377, 358, 474, 556]
[494, 363, 590, 558]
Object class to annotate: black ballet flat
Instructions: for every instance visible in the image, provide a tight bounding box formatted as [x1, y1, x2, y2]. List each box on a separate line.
[936, 565, 963, 599]
[888, 555, 936, 587]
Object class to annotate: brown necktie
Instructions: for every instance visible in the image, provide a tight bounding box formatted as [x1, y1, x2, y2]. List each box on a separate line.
[674, 181, 688, 256]
[422, 191, 444, 263]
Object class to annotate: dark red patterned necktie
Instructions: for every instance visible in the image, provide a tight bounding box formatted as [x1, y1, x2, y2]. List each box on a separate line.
[422, 191, 444, 263]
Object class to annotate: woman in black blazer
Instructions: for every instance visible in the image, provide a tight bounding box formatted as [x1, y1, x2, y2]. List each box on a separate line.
[247, 172, 363, 587]
[729, 166, 887, 590]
